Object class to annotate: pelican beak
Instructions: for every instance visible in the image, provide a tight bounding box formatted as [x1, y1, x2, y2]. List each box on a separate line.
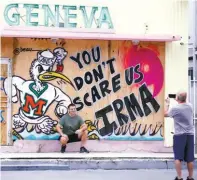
[39, 71, 75, 89]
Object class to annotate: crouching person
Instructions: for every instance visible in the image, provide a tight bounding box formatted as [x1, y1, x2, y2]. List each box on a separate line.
[56, 103, 89, 153]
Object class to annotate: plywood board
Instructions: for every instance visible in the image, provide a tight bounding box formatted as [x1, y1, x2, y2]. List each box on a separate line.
[2, 38, 165, 141]
[0, 64, 8, 144]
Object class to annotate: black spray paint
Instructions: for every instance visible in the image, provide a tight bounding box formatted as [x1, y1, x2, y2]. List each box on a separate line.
[95, 83, 160, 136]
[71, 46, 161, 137]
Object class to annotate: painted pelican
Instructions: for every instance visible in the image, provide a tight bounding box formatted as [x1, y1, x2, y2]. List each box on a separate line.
[4, 48, 74, 136]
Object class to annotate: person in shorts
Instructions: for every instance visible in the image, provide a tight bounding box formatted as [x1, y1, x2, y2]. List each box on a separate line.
[165, 90, 195, 180]
[56, 103, 89, 153]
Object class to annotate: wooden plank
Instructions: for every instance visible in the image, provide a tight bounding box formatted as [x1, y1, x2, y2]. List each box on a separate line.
[7, 37, 165, 141]
[0, 107, 7, 144]
[0, 64, 8, 145]
[1, 38, 14, 59]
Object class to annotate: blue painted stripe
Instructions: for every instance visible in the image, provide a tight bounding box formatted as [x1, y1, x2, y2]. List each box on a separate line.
[13, 135, 163, 141]
[13, 135, 60, 140]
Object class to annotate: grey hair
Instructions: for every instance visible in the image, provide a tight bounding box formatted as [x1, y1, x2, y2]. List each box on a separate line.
[176, 90, 187, 102]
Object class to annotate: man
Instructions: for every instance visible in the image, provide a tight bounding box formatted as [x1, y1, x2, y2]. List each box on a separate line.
[164, 90, 195, 180]
[56, 103, 89, 153]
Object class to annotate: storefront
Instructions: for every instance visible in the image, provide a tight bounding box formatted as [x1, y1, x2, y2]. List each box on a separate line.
[0, 0, 188, 152]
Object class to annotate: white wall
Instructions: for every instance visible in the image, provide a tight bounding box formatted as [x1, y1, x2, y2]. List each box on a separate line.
[164, 0, 188, 147]
[0, 0, 187, 35]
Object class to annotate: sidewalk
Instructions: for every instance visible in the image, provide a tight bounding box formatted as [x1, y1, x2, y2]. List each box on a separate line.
[0, 152, 176, 159]
[1, 152, 197, 161]
[1, 140, 196, 171]
[1, 152, 197, 171]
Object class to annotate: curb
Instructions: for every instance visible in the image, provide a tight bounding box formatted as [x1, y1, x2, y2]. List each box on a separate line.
[1, 158, 197, 171]
[1, 165, 69, 171]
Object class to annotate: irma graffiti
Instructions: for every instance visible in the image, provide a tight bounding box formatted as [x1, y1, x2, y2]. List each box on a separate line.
[71, 46, 162, 137]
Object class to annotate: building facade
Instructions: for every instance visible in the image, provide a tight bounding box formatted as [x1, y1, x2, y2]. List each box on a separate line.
[0, 0, 189, 153]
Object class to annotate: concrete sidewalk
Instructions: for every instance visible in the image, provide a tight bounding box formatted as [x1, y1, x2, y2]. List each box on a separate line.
[0, 152, 176, 159]
[1, 152, 197, 171]
[1, 140, 196, 171]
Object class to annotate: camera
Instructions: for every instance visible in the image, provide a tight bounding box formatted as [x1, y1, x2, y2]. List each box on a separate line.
[168, 94, 176, 98]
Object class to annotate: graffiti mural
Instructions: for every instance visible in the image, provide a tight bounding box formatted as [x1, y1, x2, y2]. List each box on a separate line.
[0, 77, 5, 91]
[0, 110, 5, 122]
[123, 43, 164, 97]
[3, 46, 75, 140]
[0, 76, 6, 124]
[4, 38, 164, 141]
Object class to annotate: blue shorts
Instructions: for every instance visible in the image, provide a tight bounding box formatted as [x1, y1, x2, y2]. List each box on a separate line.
[173, 134, 194, 162]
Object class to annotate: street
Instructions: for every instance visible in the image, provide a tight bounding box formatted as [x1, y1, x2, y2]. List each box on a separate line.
[1, 170, 197, 180]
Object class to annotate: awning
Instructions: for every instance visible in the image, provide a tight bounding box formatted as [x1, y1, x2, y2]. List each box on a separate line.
[1, 26, 181, 42]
